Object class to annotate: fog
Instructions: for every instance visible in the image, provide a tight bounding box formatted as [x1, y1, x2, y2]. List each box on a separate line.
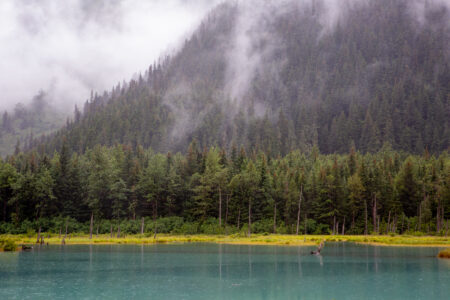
[1, 0, 448, 114]
[0, 0, 220, 112]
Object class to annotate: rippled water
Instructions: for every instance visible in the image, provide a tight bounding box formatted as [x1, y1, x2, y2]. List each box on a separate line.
[0, 243, 449, 299]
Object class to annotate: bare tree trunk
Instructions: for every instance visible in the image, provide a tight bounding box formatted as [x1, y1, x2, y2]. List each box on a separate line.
[342, 216, 345, 235]
[418, 203, 422, 232]
[436, 201, 441, 233]
[36, 226, 41, 244]
[219, 187, 222, 227]
[59, 227, 61, 239]
[401, 215, 404, 234]
[153, 200, 158, 239]
[237, 207, 241, 229]
[333, 215, 336, 235]
[336, 221, 339, 235]
[372, 193, 377, 234]
[96, 225, 99, 237]
[364, 200, 368, 235]
[65, 222, 68, 239]
[386, 211, 391, 234]
[89, 212, 93, 239]
[377, 215, 380, 234]
[110, 224, 113, 238]
[273, 203, 277, 233]
[296, 185, 303, 235]
[304, 214, 307, 235]
[141, 217, 145, 235]
[446, 220, 448, 237]
[225, 194, 229, 226]
[352, 211, 355, 230]
[248, 199, 252, 237]
[117, 224, 121, 238]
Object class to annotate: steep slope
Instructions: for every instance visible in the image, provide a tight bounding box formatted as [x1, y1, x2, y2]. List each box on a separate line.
[0, 91, 66, 156]
[29, 0, 450, 156]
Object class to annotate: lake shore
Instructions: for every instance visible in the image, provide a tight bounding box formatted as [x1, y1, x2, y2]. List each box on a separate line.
[1, 234, 449, 249]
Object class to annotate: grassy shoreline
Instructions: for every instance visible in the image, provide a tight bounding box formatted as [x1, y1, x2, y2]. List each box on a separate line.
[1, 234, 449, 250]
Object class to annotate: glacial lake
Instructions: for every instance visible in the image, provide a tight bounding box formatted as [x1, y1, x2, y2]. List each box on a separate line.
[0, 243, 449, 299]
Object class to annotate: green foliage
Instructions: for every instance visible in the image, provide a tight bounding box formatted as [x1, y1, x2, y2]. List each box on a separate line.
[0, 130, 449, 236]
[1, 238, 16, 251]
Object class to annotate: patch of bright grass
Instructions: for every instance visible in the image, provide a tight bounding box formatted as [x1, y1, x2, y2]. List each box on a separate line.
[0, 234, 448, 247]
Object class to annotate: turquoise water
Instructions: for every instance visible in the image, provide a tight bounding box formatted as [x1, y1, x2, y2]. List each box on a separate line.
[0, 243, 449, 299]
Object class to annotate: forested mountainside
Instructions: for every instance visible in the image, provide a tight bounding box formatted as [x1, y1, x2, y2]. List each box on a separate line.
[22, 0, 449, 156]
[0, 91, 66, 156]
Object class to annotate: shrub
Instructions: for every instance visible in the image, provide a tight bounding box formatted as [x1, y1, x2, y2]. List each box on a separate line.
[314, 223, 331, 235]
[438, 249, 450, 259]
[2, 239, 16, 251]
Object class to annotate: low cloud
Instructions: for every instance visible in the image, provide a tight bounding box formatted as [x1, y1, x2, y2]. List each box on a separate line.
[0, 0, 220, 112]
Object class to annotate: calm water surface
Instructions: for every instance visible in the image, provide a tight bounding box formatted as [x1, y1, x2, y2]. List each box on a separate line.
[0, 243, 448, 299]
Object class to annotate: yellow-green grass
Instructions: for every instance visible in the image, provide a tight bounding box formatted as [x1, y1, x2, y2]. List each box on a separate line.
[1, 234, 449, 248]
[438, 248, 450, 258]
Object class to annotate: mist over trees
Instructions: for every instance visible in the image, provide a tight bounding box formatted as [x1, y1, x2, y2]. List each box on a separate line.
[20, 0, 449, 156]
[0, 91, 66, 156]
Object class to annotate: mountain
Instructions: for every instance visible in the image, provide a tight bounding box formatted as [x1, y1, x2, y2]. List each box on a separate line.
[23, 0, 450, 156]
[0, 91, 66, 156]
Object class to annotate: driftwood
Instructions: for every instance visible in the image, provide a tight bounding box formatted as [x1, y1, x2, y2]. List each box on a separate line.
[311, 241, 325, 255]
[21, 245, 32, 251]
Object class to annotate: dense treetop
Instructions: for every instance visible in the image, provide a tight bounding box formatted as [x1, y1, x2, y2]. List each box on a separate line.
[0, 142, 449, 234]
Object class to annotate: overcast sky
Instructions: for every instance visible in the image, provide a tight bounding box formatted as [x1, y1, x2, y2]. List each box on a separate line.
[0, 0, 220, 112]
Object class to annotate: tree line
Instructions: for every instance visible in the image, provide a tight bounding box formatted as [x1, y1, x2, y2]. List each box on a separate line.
[1, 141, 448, 235]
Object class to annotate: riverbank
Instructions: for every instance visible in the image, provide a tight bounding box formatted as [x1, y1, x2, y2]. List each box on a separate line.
[1, 234, 449, 249]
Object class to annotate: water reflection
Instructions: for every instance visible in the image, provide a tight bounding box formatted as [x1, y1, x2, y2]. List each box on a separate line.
[1, 243, 448, 299]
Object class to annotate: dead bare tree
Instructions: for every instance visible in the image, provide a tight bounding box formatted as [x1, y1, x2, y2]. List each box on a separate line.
[364, 200, 368, 235]
[248, 198, 252, 237]
[141, 217, 145, 235]
[36, 226, 41, 244]
[219, 187, 222, 227]
[304, 214, 307, 235]
[386, 211, 391, 234]
[273, 202, 277, 233]
[237, 207, 241, 229]
[296, 185, 303, 235]
[333, 215, 336, 235]
[89, 213, 93, 239]
[372, 193, 377, 234]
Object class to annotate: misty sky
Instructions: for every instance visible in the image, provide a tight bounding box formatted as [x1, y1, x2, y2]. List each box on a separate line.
[0, 0, 220, 112]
